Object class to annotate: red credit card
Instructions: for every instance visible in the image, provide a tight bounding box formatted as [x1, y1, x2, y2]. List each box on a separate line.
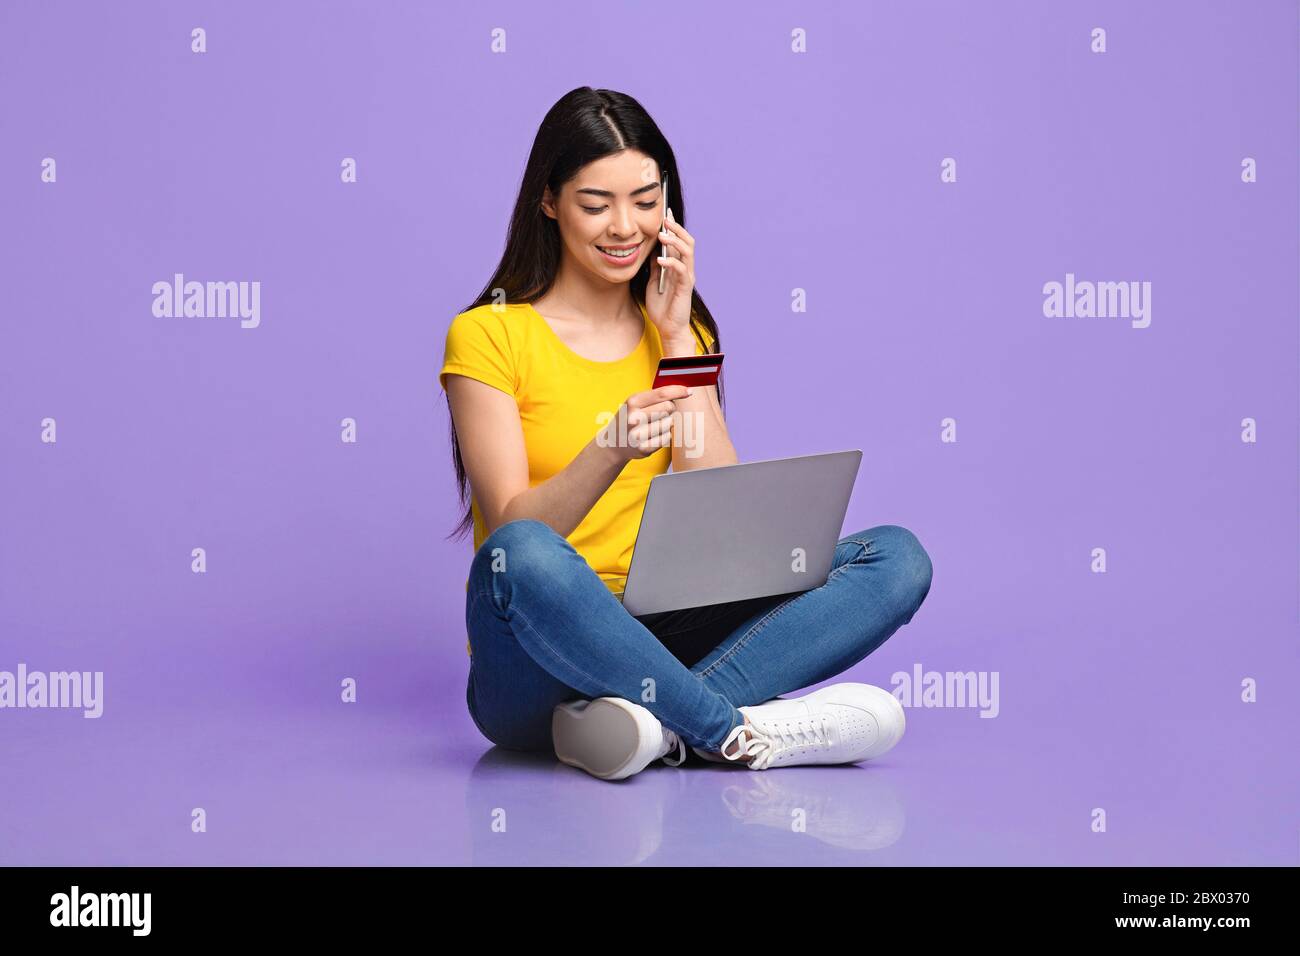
[652, 353, 725, 390]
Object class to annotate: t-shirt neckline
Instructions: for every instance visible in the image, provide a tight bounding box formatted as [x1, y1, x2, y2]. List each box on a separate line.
[524, 300, 650, 370]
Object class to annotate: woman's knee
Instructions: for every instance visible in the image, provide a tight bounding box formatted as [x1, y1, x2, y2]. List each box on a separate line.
[865, 524, 934, 615]
[468, 518, 570, 593]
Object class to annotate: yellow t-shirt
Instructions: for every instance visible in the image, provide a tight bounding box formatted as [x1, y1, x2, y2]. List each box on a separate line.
[439, 300, 715, 654]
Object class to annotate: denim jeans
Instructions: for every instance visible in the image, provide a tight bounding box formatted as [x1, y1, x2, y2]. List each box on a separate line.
[464, 518, 933, 754]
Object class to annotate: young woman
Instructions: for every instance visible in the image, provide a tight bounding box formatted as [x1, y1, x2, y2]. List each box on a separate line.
[439, 87, 933, 781]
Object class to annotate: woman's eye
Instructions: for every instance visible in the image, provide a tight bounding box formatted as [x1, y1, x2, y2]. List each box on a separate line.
[580, 202, 660, 214]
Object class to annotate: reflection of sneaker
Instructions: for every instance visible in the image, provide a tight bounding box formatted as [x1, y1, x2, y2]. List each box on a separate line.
[714, 684, 906, 770]
[720, 773, 906, 851]
[552, 698, 686, 781]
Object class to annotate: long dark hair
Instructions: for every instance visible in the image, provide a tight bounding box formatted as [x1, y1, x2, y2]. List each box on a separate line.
[444, 87, 725, 541]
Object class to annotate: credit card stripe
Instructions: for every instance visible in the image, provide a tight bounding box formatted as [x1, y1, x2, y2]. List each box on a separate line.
[656, 365, 719, 376]
[656, 353, 725, 368]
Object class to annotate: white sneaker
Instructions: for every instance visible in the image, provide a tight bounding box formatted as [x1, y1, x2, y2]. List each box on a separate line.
[552, 697, 687, 781]
[703, 683, 906, 770]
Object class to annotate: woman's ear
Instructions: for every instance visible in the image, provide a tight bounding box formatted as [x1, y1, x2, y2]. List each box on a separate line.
[540, 186, 557, 220]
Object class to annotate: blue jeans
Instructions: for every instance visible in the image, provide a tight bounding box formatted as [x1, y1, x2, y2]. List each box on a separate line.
[464, 519, 933, 754]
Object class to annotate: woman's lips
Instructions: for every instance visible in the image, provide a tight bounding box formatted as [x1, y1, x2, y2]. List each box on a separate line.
[596, 241, 643, 266]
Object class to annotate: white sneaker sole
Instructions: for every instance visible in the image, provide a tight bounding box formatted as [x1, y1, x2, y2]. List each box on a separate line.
[552, 698, 661, 781]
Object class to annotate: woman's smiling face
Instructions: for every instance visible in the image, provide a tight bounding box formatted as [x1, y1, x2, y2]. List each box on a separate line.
[543, 150, 664, 283]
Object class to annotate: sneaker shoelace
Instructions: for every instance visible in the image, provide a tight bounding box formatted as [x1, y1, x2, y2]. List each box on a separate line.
[720, 715, 833, 770]
[659, 729, 687, 767]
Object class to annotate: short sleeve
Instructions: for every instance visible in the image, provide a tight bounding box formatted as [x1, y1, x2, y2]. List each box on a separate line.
[439, 309, 517, 397]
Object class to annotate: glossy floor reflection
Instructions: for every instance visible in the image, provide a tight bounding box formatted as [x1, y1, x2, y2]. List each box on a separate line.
[3, 669, 1295, 866]
[465, 748, 907, 866]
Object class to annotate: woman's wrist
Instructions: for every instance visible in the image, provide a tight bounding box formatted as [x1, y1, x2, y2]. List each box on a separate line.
[590, 430, 632, 469]
[660, 334, 696, 358]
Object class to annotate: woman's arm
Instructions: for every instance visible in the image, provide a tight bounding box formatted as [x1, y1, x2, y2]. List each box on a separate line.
[445, 374, 623, 538]
[445, 374, 685, 538]
[649, 207, 737, 472]
[661, 333, 737, 472]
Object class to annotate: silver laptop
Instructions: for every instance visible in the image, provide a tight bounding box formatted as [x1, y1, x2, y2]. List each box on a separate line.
[618, 449, 863, 615]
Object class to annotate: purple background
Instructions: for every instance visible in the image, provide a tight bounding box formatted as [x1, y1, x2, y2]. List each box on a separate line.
[2, 0, 1296, 865]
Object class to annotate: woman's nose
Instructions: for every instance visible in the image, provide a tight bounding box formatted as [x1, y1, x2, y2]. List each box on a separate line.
[611, 205, 637, 236]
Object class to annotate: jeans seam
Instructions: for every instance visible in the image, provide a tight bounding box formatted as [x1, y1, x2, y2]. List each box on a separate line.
[464, 584, 611, 740]
[694, 536, 875, 680]
[473, 578, 735, 750]
[508, 598, 610, 696]
[466, 585, 495, 655]
[695, 593, 797, 680]
[470, 578, 603, 689]
[513, 598, 738, 747]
